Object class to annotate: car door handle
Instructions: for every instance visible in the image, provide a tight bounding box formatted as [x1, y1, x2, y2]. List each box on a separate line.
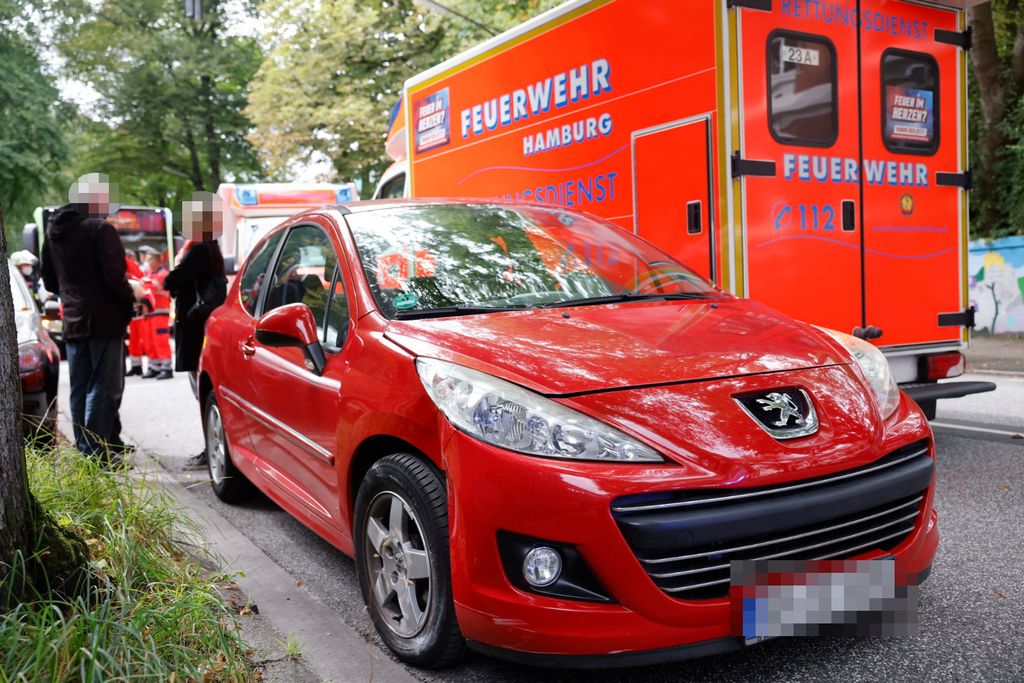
[240, 338, 256, 356]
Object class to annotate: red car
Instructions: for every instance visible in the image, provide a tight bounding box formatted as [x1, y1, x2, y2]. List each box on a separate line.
[199, 200, 937, 668]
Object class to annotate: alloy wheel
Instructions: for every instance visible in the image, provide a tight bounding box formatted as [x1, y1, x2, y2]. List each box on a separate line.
[206, 402, 227, 484]
[363, 491, 432, 638]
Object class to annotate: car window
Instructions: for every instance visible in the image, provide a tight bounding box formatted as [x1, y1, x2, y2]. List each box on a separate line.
[323, 266, 349, 349]
[8, 263, 31, 311]
[263, 224, 339, 345]
[239, 230, 284, 317]
[345, 204, 717, 318]
[767, 31, 837, 147]
[881, 49, 938, 155]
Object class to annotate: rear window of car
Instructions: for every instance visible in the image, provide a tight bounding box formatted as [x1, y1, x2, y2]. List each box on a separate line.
[8, 264, 30, 311]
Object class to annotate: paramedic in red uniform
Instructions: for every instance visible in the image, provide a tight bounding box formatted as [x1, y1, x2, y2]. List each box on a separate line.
[124, 249, 152, 376]
[138, 245, 173, 379]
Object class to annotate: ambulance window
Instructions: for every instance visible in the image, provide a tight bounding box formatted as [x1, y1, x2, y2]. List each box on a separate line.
[767, 32, 837, 147]
[881, 49, 938, 155]
[378, 173, 406, 199]
[239, 230, 284, 317]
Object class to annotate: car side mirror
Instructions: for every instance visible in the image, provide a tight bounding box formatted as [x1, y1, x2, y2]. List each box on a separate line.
[223, 255, 237, 276]
[254, 303, 326, 375]
[43, 300, 60, 321]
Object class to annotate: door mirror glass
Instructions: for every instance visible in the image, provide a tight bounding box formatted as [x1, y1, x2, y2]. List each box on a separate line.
[254, 303, 326, 375]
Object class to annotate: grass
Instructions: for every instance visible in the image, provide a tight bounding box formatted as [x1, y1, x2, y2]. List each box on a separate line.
[0, 443, 255, 682]
[277, 635, 304, 660]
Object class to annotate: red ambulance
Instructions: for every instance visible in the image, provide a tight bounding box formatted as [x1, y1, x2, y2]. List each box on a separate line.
[376, 0, 994, 417]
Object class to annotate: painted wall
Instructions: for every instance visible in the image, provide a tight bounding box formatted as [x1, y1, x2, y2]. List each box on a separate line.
[969, 235, 1024, 333]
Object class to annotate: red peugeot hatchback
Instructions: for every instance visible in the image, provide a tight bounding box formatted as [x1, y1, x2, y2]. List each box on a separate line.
[199, 200, 937, 668]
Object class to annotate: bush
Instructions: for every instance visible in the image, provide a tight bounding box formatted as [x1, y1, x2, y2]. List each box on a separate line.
[0, 444, 254, 681]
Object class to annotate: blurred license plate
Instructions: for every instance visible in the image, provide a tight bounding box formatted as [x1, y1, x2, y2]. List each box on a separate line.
[732, 559, 918, 638]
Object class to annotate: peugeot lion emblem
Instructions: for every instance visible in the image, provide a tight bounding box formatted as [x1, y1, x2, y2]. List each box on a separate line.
[756, 392, 804, 427]
[734, 388, 818, 440]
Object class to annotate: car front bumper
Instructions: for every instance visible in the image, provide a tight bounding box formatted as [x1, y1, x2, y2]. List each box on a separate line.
[443, 391, 938, 661]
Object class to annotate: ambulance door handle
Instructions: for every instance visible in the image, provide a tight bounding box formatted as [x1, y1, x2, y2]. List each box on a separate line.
[686, 201, 703, 235]
[240, 336, 256, 357]
[841, 200, 856, 232]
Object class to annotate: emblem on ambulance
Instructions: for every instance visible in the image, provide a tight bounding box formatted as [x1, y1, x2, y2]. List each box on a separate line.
[900, 194, 914, 216]
[734, 388, 818, 440]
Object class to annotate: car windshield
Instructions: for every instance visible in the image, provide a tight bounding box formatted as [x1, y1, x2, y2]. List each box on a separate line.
[345, 204, 719, 318]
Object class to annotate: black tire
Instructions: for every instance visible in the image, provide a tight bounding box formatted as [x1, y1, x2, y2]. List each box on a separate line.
[204, 394, 256, 503]
[354, 453, 465, 668]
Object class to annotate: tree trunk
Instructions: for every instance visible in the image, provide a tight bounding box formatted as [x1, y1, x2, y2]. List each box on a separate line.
[184, 122, 206, 192]
[0, 207, 34, 578]
[200, 75, 222, 190]
[969, 5, 1008, 234]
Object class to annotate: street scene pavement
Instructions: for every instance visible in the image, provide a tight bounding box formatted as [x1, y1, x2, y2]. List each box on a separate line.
[56, 339, 1024, 682]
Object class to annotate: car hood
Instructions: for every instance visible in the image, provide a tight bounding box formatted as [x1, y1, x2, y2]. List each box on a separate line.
[383, 298, 848, 396]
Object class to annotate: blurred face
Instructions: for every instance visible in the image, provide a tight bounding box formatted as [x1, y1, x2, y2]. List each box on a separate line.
[183, 192, 224, 242]
[69, 173, 116, 216]
[19, 265, 32, 277]
[144, 253, 161, 270]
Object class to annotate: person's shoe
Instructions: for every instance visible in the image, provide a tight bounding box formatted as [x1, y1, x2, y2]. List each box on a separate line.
[141, 368, 159, 379]
[183, 451, 208, 471]
[156, 369, 174, 380]
[125, 365, 142, 377]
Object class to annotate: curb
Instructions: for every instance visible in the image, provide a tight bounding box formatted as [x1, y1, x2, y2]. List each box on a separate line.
[140, 455, 417, 683]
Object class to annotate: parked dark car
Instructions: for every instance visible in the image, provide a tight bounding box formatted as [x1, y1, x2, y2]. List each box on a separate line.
[8, 259, 60, 440]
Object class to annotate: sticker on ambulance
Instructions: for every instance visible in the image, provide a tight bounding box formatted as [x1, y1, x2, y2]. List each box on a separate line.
[414, 88, 451, 154]
[885, 86, 934, 144]
[781, 45, 820, 67]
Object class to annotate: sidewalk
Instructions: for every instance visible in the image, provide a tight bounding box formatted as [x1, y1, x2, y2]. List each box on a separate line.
[966, 333, 1024, 376]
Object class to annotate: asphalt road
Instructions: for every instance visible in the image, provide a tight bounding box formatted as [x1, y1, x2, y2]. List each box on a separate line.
[59, 369, 1024, 682]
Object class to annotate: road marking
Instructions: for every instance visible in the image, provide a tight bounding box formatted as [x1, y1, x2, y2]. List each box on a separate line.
[932, 421, 1024, 438]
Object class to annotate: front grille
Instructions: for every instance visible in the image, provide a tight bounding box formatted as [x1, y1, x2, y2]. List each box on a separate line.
[611, 440, 932, 600]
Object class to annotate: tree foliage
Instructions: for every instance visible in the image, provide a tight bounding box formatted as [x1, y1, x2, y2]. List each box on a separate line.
[0, 0, 69, 238]
[48, 0, 264, 211]
[245, 0, 557, 191]
[970, 1, 1024, 239]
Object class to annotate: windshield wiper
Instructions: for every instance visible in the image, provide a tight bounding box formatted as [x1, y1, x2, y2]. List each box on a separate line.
[541, 292, 712, 309]
[393, 305, 526, 320]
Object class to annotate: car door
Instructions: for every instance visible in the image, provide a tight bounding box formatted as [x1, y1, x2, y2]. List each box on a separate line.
[215, 228, 286, 466]
[245, 221, 350, 534]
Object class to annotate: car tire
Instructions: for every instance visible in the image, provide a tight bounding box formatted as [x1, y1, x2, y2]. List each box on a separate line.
[354, 453, 465, 668]
[205, 394, 255, 504]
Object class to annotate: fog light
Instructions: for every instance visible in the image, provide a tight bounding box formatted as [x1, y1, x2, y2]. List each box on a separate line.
[523, 547, 561, 587]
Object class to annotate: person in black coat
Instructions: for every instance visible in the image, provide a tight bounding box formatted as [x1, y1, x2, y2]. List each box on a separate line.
[163, 193, 227, 470]
[40, 179, 135, 462]
[163, 239, 225, 376]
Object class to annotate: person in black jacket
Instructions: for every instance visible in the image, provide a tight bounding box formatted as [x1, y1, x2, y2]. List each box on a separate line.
[41, 175, 134, 462]
[164, 192, 227, 470]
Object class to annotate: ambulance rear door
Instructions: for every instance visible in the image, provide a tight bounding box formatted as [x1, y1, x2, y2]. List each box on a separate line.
[733, 1, 864, 334]
[859, 1, 965, 347]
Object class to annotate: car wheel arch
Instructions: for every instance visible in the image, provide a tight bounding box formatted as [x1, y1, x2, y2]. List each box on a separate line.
[347, 436, 444, 519]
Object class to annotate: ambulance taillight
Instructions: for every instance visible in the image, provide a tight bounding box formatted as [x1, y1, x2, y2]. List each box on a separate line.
[921, 352, 965, 381]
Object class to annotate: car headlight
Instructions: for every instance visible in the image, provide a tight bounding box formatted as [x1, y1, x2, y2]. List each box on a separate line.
[818, 328, 900, 419]
[416, 358, 663, 462]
